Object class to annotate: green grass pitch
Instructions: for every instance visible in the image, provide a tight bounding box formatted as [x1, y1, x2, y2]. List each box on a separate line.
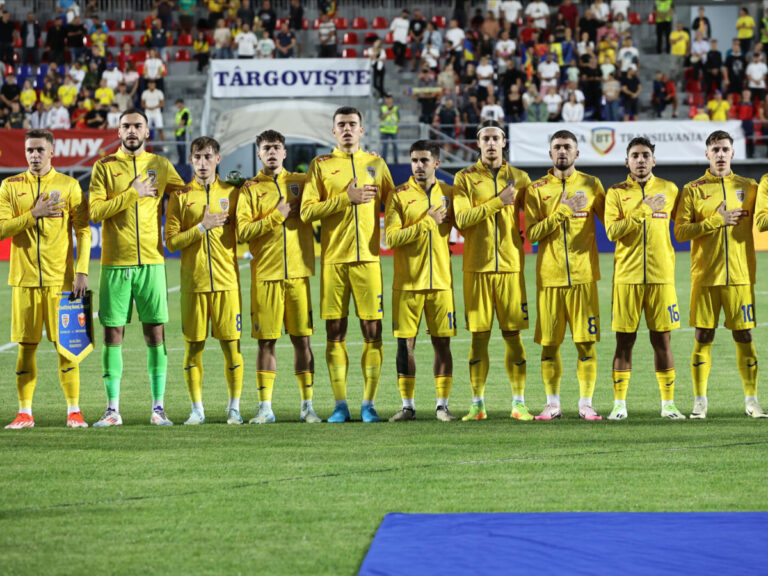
[1, 253, 767, 575]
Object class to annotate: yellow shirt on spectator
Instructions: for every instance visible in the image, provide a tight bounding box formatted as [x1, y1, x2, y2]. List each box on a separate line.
[95, 86, 115, 106]
[737, 15, 755, 40]
[669, 29, 689, 56]
[707, 99, 730, 121]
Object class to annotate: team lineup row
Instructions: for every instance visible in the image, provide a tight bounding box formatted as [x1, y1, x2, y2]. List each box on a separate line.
[3, 107, 768, 429]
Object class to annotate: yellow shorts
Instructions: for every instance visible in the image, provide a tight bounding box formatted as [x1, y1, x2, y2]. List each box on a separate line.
[463, 271, 528, 333]
[392, 289, 456, 338]
[535, 282, 600, 345]
[612, 283, 680, 333]
[690, 284, 755, 330]
[251, 277, 313, 339]
[11, 286, 62, 343]
[321, 261, 383, 320]
[181, 290, 242, 342]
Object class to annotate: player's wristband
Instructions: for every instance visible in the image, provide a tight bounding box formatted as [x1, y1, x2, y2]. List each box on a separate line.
[197, 223, 206, 234]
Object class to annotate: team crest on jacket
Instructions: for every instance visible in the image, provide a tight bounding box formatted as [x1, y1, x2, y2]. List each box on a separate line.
[289, 184, 300, 197]
[78, 313, 86, 327]
[219, 198, 230, 211]
[147, 170, 157, 185]
[366, 167, 376, 179]
[61, 314, 69, 328]
[736, 189, 745, 203]
[49, 190, 61, 203]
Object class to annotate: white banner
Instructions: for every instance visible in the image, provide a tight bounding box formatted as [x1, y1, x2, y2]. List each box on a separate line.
[507, 121, 746, 165]
[211, 58, 371, 98]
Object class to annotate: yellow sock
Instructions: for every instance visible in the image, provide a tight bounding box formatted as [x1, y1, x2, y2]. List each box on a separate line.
[541, 345, 561, 396]
[435, 375, 452, 400]
[691, 341, 712, 397]
[57, 353, 79, 407]
[256, 370, 276, 403]
[326, 340, 348, 401]
[503, 332, 526, 397]
[469, 332, 490, 398]
[656, 368, 676, 402]
[220, 339, 243, 400]
[362, 339, 383, 402]
[16, 343, 38, 411]
[576, 342, 597, 399]
[398, 375, 415, 400]
[735, 341, 758, 397]
[296, 371, 314, 401]
[183, 341, 205, 404]
[612, 369, 630, 401]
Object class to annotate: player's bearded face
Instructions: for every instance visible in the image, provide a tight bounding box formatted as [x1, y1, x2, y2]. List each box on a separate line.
[478, 130, 505, 162]
[118, 114, 149, 152]
[24, 138, 53, 174]
[550, 139, 578, 170]
[626, 147, 655, 179]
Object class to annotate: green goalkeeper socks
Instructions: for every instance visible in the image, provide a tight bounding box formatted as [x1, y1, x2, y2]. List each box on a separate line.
[148, 342, 168, 407]
[102, 344, 123, 407]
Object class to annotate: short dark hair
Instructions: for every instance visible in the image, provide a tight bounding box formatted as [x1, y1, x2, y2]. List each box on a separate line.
[476, 119, 505, 138]
[626, 136, 655, 155]
[190, 136, 220, 154]
[25, 129, 54, 145]
[333, 106, 362, 125]
[256, 129, 286, 147]
[119, 108, 148, 123]
[409, 140, 440, 159]
[706, 130, 733, 147]
[550, 130, 578, 145]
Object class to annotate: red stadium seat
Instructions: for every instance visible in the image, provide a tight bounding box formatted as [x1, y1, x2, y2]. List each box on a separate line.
[105, 19, 118, 31]
[628, 12, 641, 26]
[313, 18, 321, 30]
[177, 33, 193, 46]
[385, 31, 394, 44]
[342, 32, 358, 45]
[83, 36, 92, 47]
[206, 33, 214, 46]
[166, 34, 174, 46]
[352, 17, 368, 30]
[175, 49, 191, 61]
[335, 17, 349, 30]
[107, 35, 117, 47]
[120, 19, 137, 31]
[275, 18, 288, 29]
[136, 63, 145, 75]
[13, 36, 21, 48]
[685, 80, 701, 93]
[121, 34, 135, 46]
[364, 32, 379, 44]
[302, 18, 309, 30]
[44, 20, 57, 32]
[432, 15, 447, 29]
[385, 47, 395, 59]
[342, 48, 357, 58]
[372, 16, 388, 29]
[646, 13, 656, 25]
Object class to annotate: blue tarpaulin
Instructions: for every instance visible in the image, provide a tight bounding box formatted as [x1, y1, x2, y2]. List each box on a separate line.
[360, 512, 768, 575]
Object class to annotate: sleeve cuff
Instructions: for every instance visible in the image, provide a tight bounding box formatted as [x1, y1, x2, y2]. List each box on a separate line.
[556, 203, 573, 218]
[271, 210, 286, 224]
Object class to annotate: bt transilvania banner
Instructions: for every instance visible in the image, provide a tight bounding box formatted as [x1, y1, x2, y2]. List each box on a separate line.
[211, 58, 371, 98]
[507, 121, 746, 165]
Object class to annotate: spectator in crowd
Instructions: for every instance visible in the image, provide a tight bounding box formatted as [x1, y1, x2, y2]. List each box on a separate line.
[390, 9, 410, 71]
[707, 90, 730, 121]
[504, 84, 524, 122]
[561, 90, 584, 122]
[39, 79, 56, 108]
[107, 102, 121, 128]
[289, 0, 303, 30]
[194, 30, 211, 71]
[437, 57, 457, 93]
[144, 47, 166, 92]
[469, 8, 484, 31]
[154, 0, 174, 31]
[178, 0, 195, 31]
[597, 19, 619, 47]
[613, 13, 630, 37]
[501, 57, 525, 95]
[663, 73, 678, 117]
[46, 19, 67, 65]
[83, 61, 101, 93]
[58, 75, 78, 110]
[317, 12, 336, 58]
[550, 12, 568, 43]
[579, 9, 600, 44]
[558, 0, 578, 32]
[370, 38, 387, 98]
[275, 20, 296, 58]
[610, 0, 630, 20]
[704, 39, 723, 93]
[48, 99, 70, 129]
[692, 7, 711, 40]
[578, 30, 595, 59]
[421, 35, 440, 73]
[424, 21, 442, 58]
[445, 18, 465, 68]
[621, 64, 641, 120]
[103, 62, 124, 91]
[476, 55, 494, 103]
[123, 61, 140, 100]
[256, 29, 274, 58]
[525, 89, 548, 122]
[25, 101, 48, 129]
[410, 9, 427, 72]
[655, 0, 673, 54]
[495, 29, 516, 72]
[433, 96, 459, 152]
[525, 0, 549, 30]
[379, 94, 399, 163]
[461, 93, 481, 153]
[591, 0, 610, 23]
[146, 18, 171, 61]
[617, 36, 639, 76]
[67, 16, 87, 63]
[746, 51, 767, 102]
[542, 85, 562, 121]
[7, 101, 24, 128]
[1, 74, 20, 111]
[725, 39, 747, 104]
[0, 11, 14, 64]
[459, 62, 477, 97]
[174, 98, 190, 160]
[737, 7, 755, 55]
[237, 0, 255, 28]
[20, 79, 36, 112]
[690, 31, 710, 81]
[114, 82, 132, 111]
[669, 21, 689, 59]
[538, 52, 560, 97]
[95, 77, 115, 107]
[651, 71, 667, 117]
[141, 78, 166, 141]
[414, 64, 438, 123]
[482, 10, 500, 41]
[230, 19, 243, 56]
[602, 71, 621, 120]
[85, 102, 108, 129]
[581, 54, 603, 116]
[208, 0, 228, 29]
[735, 88, 758, 157]
[21, 12, 41, 65]
[480, 92, 504, 122]
[235, 22, 259, 58]
[117, 42, 133, 72]
[214, 18, 232, 59]
[57, 0, 80, 23]
[258, 0, 276, 36]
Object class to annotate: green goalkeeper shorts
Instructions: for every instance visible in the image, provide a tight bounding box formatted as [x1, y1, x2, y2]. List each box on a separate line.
[99, 264, 169, 327]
